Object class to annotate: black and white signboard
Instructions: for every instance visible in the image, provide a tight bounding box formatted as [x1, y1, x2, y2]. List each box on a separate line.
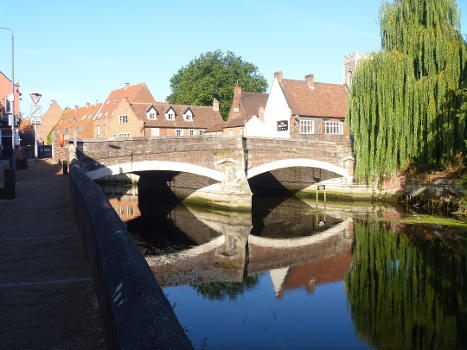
[277, 120, 288, 131]
[30, 105, 42, 125]
[317, 185, 326, 191]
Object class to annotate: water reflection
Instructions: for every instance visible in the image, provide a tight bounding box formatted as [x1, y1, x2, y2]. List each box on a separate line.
[101, 184, 466, 349]
[346, 221, 466, 349]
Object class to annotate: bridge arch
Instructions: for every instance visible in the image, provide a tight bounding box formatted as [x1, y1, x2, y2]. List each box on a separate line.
[85, 160, 225, 182]
[246, 158, 351, 180]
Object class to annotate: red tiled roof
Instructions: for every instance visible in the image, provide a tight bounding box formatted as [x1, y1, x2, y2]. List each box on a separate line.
[205, 121, 225, 133]
[281, 79, 347, 118]
[130, 102, 223, 129]
[225, 91, 268, 129]
[277, 255, 353, 299]
[54, 103, 102, 138]
[93, 83, 155, 123]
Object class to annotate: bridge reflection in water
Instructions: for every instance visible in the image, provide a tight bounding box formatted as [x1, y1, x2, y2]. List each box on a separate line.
[103, 184, 354, 298]
[102, 184, 466, 349]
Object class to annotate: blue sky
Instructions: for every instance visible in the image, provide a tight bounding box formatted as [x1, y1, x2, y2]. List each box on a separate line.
[1, 0, 466, 115]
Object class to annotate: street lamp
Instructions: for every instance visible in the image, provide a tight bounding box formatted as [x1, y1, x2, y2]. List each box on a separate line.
[0, 27, 15, 180]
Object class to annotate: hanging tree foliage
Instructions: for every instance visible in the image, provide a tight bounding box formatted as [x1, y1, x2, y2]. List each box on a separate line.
[348, 0, 467, 181]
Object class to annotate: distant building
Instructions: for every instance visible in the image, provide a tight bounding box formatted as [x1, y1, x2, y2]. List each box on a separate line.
[0, 71, 21, 159]
[343, 52, 371, 90]
[36, 100, 63, 144]
[222, 85, 268, 136]
[53, 103, 102, 140]
[89, 82, 156, 139]
[53, 82, 155, 141]
[245, 71, 349, 141]
[111, 98, 223, 138]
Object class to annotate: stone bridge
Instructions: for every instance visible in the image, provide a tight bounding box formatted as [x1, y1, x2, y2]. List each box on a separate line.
[71, 136, 354, 208]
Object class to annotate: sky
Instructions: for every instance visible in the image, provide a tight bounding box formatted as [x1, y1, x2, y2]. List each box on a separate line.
[1, 0, 466, 116]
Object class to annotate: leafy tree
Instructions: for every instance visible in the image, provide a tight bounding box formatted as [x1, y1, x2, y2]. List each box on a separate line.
[167, 50, 268, 120]
[348, 0, 467, 181]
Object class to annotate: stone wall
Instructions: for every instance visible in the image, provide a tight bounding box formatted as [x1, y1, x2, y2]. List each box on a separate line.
[68, 160, 192, 349]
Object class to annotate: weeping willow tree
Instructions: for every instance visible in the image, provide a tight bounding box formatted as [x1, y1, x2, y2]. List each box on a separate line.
[348, 0, 467, 181]
[346, 222, 466, 349]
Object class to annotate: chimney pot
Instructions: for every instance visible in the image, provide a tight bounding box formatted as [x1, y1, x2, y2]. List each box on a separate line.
[212, 98, 219, 111]
[305, 74, 315, 89]
[274, 71, 283, 83]
[259, 106, 265, 122]
[234, 84, 242, 96]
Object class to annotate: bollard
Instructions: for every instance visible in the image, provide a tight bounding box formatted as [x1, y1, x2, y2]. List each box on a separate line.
[62, 160, 68, 175]
[1, 168, 15, 199]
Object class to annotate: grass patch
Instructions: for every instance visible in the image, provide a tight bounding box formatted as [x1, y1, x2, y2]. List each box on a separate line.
[369, 214, 466, 227]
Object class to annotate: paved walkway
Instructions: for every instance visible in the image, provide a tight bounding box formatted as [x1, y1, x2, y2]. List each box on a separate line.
[0, 159, 105, 349]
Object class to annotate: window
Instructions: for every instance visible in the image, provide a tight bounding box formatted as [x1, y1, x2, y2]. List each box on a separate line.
[81, 114, 87, 120]
[233, 107, 239, 112]
[183, 109, 193, 121]
[119, 114, 128, 124]
[113, 98, 118, 103]
[324, 120, 343, 135]
[147, 109, 157, 120]
[176, 129, 183, 136]
[104, 111, 109, 118]
[165, 108, 176, 120]
[97, 125, 101, 138]
[119, 206, 124, 215]
[189, 129, 195, 136]
[104, 124, 107, 135]
[127, 206, 134, 216]
[199, 129, 205, 135]
[106, 99, 111, 105]
[62, 128, 68, 134]
[118, 133, 130, 138]
[300, 120, 314, 134]
[150, 128, 160, 136]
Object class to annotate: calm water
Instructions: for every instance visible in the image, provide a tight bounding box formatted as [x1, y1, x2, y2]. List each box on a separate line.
[101, 184, 466, 350]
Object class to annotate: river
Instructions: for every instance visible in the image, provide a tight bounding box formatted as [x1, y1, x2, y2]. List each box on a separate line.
[100, 184, 466, 350]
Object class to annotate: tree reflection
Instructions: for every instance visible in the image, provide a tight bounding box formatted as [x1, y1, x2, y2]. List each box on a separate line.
[191, 275, 260, 301]
[346, 222, 466, 349]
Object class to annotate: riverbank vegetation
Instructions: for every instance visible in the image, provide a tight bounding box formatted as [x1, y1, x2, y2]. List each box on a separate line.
[348, 0, 467, 182]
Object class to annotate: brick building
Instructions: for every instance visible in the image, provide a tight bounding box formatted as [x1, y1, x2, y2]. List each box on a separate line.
[222, 85, 268, 136]
[0, 71, 21, 159]
[52, 82, 155, 141]
[256, 71, 349, 141]
[36, 100, 63, 144]
[111, 98, 223, 138]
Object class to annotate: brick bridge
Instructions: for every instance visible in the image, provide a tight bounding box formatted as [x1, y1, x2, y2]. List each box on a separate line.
[70, 136, 354, 208]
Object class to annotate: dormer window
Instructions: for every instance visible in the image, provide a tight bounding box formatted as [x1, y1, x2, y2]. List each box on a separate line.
[165, 107, 176, 120]
[146, 107, 158, 120]
[183, 108, 194, 122]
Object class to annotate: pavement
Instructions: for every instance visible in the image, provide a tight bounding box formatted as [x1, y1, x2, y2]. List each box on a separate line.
[0, 159, 105, 349]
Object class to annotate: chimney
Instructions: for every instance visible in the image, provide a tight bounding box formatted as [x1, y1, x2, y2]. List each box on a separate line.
[258, 106, 265, 122]
[305, 74, 315, 89]
[74, 105, 79, 110]
[124, 82, 130, 90]
[234, 84, 242, 96]
[212, 98, 219, 111]
[274, 71, 283, 83]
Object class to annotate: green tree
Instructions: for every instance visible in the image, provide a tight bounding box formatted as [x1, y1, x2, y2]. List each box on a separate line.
[348, 0, 467, 181]
[167, 50, 268, 120]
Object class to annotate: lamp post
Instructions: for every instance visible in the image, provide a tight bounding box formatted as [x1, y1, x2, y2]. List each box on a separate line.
[0, 27, 15, 180]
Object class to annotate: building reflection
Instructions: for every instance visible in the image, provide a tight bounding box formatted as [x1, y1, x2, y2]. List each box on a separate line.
[102, 184, 356, 299]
